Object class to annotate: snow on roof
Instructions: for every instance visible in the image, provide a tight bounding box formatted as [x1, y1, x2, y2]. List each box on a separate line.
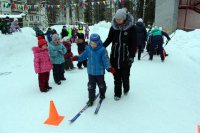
[74, 21, 87, 25]
[20, 13, 26, 16]
[0, 14, 23, 19]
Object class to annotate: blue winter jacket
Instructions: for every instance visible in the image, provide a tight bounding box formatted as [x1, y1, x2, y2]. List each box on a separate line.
[45, 30, 53, 43]
[49, 42, 67, 64]
[78, 41, 111, 76]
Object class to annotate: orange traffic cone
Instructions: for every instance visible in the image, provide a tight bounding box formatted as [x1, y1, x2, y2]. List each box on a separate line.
[44, 100, 64, 126]
[198, 125, 200, 133]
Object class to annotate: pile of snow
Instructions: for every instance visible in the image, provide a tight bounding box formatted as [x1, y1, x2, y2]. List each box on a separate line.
[89, 21, 111, 41]
[168, 30, 200, 65]
[0, 27, 36, 72]
[50, 25, 64, 34]
[0, 22, 200, 133]
[0, 14, 24, 18]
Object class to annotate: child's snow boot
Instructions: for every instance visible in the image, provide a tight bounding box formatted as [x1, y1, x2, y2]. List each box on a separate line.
[86, 100, 94, 106]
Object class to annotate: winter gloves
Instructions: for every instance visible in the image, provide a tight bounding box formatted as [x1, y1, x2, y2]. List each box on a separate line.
[71, 56, 78, 61]
[108, 67, 116, 74]
[128, 58, 134, 66]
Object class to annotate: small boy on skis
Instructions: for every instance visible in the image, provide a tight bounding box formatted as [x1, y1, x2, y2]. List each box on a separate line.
[71, 33, 115, 106]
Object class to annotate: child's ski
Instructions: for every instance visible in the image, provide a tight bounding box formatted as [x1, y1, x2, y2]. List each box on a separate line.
[69, 93, 99, 123]
[69, 104, 88, 123]
[94, 99, 103, 115]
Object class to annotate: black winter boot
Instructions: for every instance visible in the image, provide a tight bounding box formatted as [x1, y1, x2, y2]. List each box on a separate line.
[86, 100, 94, 106]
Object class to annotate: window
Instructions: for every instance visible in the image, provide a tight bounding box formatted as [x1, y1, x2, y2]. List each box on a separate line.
[36, 16, 40, 21]
[30, 16, 33, 21]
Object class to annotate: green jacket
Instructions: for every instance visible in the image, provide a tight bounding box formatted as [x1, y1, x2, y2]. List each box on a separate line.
[67, 29, 72, 38]
[152, 27, 162, 37]
[0, 21, 5, 30]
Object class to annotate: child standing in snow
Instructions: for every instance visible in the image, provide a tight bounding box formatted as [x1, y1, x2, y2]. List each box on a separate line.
[45, 28, 53, 43]
[32, 36, 53, 92]
[71, 34, 115, 106]
[11, 18, 21, 32]
[62, 37, 75, 71]
[75, 33, 87, 69]
[84, 24, 90, 39]
[49, 34, 67, 85]
[72, 27, 77, 43]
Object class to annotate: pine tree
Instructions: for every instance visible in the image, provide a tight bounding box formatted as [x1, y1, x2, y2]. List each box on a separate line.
[84, 0, 93, 24]
[104, 0, 113, 22]
[99, 1, 106, 22]
[40, 7, 48, 30]
[144, 0, 155, 25]
[46, 0, 60, 26]
[74, 0, 80, 21]
[94, 1, 104, 23]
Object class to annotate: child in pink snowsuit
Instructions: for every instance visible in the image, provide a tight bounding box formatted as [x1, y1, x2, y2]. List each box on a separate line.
[32, 36, 53, 92]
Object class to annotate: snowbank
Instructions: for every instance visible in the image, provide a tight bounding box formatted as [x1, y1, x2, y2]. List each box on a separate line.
[0, 27, 36, 63]
[89, 21, 111, 41]
[167, 29, 200, 65]
[0, 14, 24, 18]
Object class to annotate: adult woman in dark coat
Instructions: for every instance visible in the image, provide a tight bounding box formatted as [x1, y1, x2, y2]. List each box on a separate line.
[136, 18, 147, 60]
[104, 9, 137, 101]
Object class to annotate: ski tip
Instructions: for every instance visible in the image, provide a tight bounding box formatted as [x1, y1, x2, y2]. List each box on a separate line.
[69, 120, 74, 124]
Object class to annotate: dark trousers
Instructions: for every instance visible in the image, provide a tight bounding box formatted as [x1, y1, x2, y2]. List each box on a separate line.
[113, 66, 131, 97]
[137, 45, 143, 60]
[85, 32, 89, 39]
[65, 59, 74, 70]
[38, 72, 50, 92]
[77, 60, 87, 68]
[53, 63, 65, 83]
[88, 75, 107, 101]
[149, 44, 165, 61]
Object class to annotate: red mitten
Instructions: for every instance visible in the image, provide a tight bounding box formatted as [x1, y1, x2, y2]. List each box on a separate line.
[108, 67, 116, 74]
[71, 56, 78, 61]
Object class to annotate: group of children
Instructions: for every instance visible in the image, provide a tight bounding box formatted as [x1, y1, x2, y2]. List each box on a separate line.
[0, 17, 21, 34]
[32, 32, 85, 91]
[32, 27, 113, 106]
[32, 34, 67, 92]
[32, 20, 171, 106]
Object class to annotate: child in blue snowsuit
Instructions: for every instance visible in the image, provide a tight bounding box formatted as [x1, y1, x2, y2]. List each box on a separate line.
[71, 34, 115, 106]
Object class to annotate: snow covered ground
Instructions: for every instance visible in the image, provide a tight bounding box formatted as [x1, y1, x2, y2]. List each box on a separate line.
[0, 22, 200, 133]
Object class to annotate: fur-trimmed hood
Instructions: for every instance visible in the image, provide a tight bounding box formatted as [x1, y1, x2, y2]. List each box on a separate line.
[112, 13, 134, 31]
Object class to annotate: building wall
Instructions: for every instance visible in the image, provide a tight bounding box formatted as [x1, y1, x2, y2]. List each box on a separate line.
[155, 0, 179, 33]
[177, 0, 200, 30]
[11, 0, 27, 15]
[178, 9, 200, 29]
